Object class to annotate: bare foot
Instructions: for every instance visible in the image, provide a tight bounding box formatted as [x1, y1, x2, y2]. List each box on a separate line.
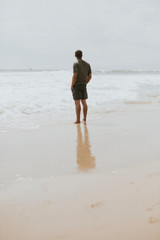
[74, 121, 81, 124]
[82, 120, 86, 124]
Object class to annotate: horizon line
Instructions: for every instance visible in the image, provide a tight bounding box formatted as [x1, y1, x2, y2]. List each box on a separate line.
[1, 68, 160, 73]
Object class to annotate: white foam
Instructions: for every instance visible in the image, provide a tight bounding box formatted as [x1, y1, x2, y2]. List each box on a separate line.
[1, 70, 160, 130]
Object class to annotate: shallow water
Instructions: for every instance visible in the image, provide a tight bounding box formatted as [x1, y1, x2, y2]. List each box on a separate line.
[1, 70, 160, 130]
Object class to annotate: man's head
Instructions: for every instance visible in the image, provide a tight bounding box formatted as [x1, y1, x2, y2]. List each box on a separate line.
[75, 50, 83, 59]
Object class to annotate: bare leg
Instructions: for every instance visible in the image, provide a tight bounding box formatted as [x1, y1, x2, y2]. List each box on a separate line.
[74, 100, 81, 124]
[81, 100, 88, 124]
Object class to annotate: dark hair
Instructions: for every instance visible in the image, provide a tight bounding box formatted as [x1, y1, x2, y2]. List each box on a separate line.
[75, 50, 82, 59]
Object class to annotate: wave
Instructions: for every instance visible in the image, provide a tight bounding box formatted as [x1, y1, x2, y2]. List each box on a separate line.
[1, 69, 160, 130]
[125, 101, 152, 104]
[93, 70, 160, 75]
[1, 69, 160, 74]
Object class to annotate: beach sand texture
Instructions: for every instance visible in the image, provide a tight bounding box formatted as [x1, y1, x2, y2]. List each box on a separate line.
[0, 108, 160, 240]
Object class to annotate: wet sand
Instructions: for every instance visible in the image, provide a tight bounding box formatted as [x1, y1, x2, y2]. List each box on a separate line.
[0, 107, 160, 240]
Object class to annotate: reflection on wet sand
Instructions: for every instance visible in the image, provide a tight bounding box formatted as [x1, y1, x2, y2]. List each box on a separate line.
[76, 124, 96, 171]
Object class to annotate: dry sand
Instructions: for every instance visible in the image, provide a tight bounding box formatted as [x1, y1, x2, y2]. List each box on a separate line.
[0, 106, 160, 240]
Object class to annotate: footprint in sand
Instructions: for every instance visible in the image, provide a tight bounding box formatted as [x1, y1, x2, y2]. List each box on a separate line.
[147, 200, 160, 211]
[146, 208, 154, 211]
[156, 200, 160, 206]
[90, 202, 102, 208]
[128, 181, 134, 185]
[146, 199, 160, 212]
[41, 200, 52, 207]
[149, 172, 160, 177]
[149, 217, 160, 224]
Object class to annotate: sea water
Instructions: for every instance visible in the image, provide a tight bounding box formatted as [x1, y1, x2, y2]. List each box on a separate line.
[0, 70, 160, 131]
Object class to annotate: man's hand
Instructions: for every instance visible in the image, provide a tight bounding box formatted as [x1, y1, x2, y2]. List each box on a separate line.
[86, 74, 92, 84]
[71, 73, 77, 90]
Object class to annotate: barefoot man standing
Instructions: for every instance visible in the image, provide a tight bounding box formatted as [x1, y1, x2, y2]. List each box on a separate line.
[71, 50, 92, 124]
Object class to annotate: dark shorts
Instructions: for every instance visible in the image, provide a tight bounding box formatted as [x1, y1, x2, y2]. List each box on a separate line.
[72, 84, 88, 100]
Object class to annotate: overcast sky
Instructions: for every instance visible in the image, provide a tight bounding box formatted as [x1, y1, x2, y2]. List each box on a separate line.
[0, 0, 160, 70]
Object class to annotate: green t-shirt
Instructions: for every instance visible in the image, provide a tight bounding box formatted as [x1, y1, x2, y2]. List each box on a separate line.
[73, 60, 92, 84]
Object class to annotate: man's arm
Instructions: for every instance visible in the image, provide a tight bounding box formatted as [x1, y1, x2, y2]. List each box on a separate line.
[86, 74, 92, 84]
[71, 73, 77, 90]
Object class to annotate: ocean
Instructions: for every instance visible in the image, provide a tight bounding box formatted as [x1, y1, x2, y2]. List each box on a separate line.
[1, 70, 160, 131]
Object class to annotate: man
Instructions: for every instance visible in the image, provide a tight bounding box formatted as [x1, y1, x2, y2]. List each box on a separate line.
[71, 50, 92, 124]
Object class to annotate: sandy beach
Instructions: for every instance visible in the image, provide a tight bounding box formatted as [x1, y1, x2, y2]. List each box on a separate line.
[1, 0, 160, 238]
[0, 105, 160, 240]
